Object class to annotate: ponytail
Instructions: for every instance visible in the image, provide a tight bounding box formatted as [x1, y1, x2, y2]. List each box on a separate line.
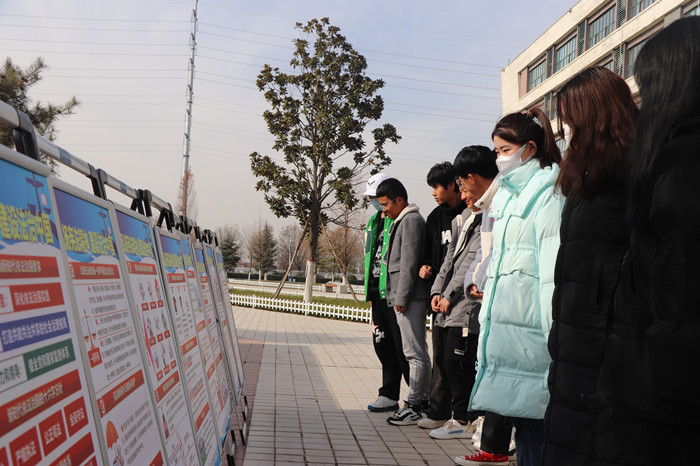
[492, 108, 561, 168]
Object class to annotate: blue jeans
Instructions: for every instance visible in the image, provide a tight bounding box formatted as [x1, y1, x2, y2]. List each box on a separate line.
[512, 417, 544, 466]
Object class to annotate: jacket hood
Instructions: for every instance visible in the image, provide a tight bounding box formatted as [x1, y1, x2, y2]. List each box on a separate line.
[475, 176, 499, 212]
[393, 203, 420, 223]
[491, 160, 560, 219]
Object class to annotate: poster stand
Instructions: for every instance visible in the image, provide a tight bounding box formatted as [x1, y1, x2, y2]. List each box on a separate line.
[0, 98, 252, 465]
[0, 145, 104, 466]
[150, 212, 223, 466]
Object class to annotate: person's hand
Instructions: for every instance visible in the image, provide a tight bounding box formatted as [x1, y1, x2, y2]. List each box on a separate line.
[430, 295, 441, 312]
[438, 297, 451, 314]
[419, 265, 433, 279]
[467, 284, 483, 299]
[395, 305, 407, 313]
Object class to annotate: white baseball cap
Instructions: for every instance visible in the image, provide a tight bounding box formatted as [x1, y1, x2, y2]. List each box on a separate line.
[363, 173, 391, 197]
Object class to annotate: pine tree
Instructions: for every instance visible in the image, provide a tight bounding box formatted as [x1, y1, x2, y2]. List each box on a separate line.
[0, 57, 79, 171]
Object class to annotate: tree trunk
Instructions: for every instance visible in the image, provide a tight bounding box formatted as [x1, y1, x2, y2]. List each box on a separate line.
[304, 194, 321, 302]
[303, 260, 315, 302]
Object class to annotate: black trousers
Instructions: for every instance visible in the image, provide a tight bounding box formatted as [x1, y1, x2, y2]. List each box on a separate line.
[481, 411, 513, 456]
[369, 288, 409, 400]
[427, 325, 478, 422]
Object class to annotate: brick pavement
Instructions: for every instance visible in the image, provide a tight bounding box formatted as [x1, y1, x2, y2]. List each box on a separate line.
[232, 305, 515, 466]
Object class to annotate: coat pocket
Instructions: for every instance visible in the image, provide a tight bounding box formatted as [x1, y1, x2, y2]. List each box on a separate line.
[387, 261, 401, 273]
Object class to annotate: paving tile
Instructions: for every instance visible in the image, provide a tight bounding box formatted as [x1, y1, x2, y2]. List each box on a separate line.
[234, 307, 470, 466]
[274, 454, 306, 462]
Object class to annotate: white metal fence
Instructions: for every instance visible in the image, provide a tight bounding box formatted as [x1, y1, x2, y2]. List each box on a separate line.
[230, 293, 372, 322]
[230, 293, 433, 328]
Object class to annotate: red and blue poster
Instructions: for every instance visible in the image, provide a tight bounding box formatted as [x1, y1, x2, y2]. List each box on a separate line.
[192, 244, 232, 446]
[203, 244, 242, 399]
[114, 209, 198, 466]
[213, 247, 245, 397]
[0, 157, 101, 466]
[53, 185, 164, 466]
[156, 231, 221, 466]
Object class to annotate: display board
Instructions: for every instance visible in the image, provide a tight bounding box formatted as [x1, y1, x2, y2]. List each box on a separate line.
[201, 244, 242, 400]
[52, 180, 164, 466]
[188, 241, 232, 448]
[154, 229, 222, 466]
[113, 207, 198, 466]
[2, 104, 254, 465]
[0, 153, 102, 466]
[212, 247, 245, 399]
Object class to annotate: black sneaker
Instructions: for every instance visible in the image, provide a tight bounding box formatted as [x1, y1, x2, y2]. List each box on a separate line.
[386, 402, 423, 426]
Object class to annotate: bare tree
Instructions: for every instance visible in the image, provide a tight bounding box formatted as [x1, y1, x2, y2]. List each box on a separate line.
[176, 169, 198, 221]
[277, 223, 308, 273]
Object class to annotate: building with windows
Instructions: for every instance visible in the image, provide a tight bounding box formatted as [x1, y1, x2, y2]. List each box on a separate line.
[501, 0, 700, 149]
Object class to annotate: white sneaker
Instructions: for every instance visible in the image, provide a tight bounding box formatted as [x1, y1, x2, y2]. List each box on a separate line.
[429, 418, 474, 439]
[368, 395, 398, 412]
[417, 417, 447, 429]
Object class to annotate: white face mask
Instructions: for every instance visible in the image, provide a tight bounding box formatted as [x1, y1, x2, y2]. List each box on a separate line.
[370, 198, 383, 212]
[496, 143, 532, 176]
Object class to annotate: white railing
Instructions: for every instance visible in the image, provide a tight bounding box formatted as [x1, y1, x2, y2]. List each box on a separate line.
[231, 293, 371, 322]
[230, 294, 433, 329]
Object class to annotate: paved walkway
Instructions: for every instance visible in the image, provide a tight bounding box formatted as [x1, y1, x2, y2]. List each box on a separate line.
[232, 306, 508, 466]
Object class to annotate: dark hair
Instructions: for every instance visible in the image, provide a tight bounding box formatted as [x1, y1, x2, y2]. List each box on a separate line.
[426, 162, 457, 191]
[555, 66, 638, 198]
[453, 145, 498, 179]
[629, 16, 700, 223]
[376, 178, 408, 203]
[491, 107, 561, 168]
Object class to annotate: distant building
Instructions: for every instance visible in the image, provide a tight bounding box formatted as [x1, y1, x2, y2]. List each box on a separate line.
[501, 0, 700, 150]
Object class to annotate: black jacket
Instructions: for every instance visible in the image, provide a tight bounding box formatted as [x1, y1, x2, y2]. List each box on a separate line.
[597, 115, 700, 427]
[421, 201, 467, 288]
[544, 185, 638, 466]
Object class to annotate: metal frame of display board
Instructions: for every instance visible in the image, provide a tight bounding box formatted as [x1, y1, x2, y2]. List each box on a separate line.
[1, 98, 250, 465]
[50, 175, 168, 466]
[110, 203, 202, 466]
[200, 233, 248, 444]
[189, 238, 240, 452]
[152, 224, 225, 466]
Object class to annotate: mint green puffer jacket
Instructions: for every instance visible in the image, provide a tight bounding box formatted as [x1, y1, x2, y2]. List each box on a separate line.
[468, 158, 564, 419]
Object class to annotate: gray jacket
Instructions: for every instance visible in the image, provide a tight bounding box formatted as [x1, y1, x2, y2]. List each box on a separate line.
[384, 204, 429, 308]
[431, 210, 482, 333]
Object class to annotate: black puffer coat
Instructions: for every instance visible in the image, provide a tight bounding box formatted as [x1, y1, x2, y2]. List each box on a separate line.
[544, 185, 646, 466]
[596, 116, 700, 460]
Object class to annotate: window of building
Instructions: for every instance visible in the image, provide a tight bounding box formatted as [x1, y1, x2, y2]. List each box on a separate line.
[629, 0, 654, 19]
[625, 38, 649, 78]
[602, 60, 614, 71]
[684, 4, 700, 16]
[588, 6, 616, 48]
[555, 36, 577, 72]
[527, 59, 547, 92]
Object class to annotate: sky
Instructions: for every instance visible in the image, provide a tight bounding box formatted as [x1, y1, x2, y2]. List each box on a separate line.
[0, 0, 576, 235]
